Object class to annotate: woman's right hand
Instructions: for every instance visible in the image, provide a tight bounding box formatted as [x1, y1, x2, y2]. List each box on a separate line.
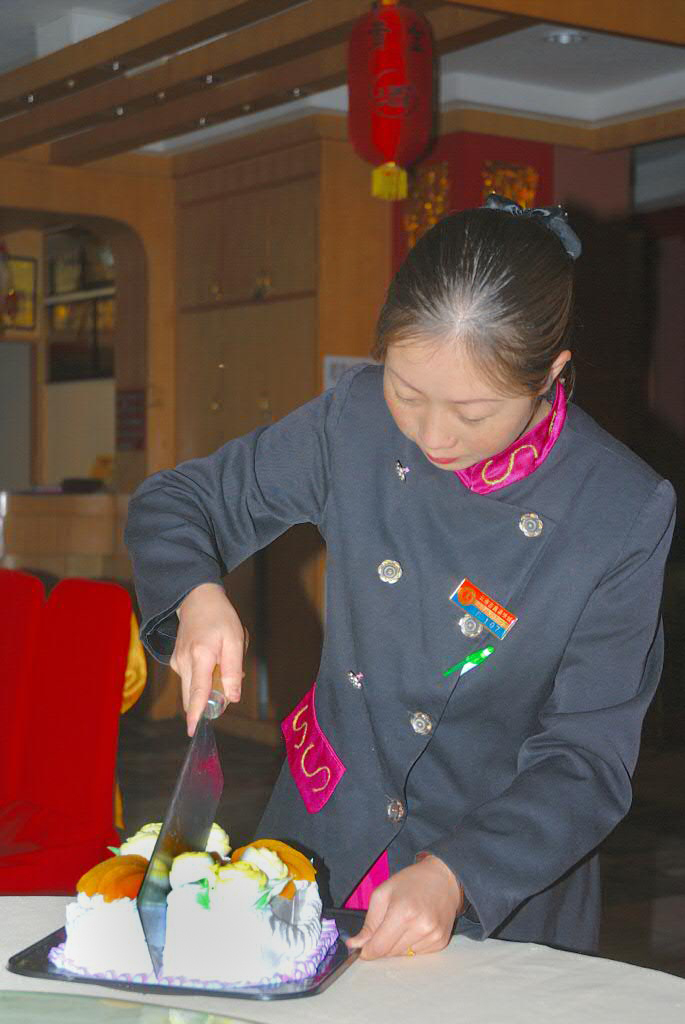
[171, 582, 249, 736]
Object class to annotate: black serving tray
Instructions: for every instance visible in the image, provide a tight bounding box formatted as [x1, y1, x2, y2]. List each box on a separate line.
[7, 909, 364, 1002]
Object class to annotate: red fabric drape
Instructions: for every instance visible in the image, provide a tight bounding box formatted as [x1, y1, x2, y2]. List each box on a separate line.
[0, 574, 131, 892]
[0, 570, 45, 807]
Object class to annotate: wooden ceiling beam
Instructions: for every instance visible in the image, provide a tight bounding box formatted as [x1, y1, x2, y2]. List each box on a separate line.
[0, 0, 300, 119]
[50, 43, 349, 166]
[49, 7, 524, 165]
[0, 0, 448, 158]
[442, 1, 685, 46]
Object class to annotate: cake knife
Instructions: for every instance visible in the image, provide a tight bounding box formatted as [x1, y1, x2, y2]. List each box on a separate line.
[137, 688, 226, 979]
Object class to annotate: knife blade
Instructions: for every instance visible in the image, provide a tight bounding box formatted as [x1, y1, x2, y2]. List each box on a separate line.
[137, 688, 226, 978]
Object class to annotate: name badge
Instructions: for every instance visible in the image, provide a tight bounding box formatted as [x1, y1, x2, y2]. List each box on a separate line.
[450, 578, 518, 640]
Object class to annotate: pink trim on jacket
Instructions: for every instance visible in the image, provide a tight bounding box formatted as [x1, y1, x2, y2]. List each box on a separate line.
[281, 683, 346, 813]
[344, 851, 390, 910]
[455, 380, 567, 494]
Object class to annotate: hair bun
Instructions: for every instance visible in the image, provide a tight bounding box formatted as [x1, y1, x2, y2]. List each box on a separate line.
[483, 193, 582, 261]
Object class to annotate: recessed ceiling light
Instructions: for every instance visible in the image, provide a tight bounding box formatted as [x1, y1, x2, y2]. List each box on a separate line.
[545, 29, 587, 45]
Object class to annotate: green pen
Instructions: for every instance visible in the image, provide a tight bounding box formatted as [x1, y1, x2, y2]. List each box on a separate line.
[443, 645, 495, 678]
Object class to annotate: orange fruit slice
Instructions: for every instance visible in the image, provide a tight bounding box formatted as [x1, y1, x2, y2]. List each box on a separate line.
[77, 854, 148, 902]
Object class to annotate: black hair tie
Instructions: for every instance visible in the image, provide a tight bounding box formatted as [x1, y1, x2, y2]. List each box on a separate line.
[483, 193, 582, 261]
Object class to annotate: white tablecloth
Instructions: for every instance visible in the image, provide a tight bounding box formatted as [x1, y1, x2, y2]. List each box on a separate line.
[3, 896, 685, 1024]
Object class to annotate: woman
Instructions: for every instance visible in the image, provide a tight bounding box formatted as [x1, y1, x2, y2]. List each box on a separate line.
[125, 197, 675, 959]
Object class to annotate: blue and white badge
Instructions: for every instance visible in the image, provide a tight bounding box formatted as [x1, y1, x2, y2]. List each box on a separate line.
[450, 578, 518, 641]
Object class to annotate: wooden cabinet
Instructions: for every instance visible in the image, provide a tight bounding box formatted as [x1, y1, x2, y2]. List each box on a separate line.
[176, 298, 316, 461]
[178, 199, 224, 308]
[173, 115, 391, 743]
[178, 178, 317, 310]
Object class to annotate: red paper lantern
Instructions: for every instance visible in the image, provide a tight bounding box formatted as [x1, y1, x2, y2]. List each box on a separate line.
[348, 0, 434, 200]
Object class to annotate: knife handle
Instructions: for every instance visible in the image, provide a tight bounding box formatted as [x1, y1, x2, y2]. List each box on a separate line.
[204, 689, 227, 720]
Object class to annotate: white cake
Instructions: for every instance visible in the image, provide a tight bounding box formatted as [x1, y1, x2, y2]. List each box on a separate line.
[50, 824, 338, 988]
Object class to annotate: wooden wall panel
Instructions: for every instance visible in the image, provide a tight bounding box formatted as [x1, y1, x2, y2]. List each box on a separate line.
[0, 149, 176, 478]
[172, 115, 393, 738]
[317, 137, 392, 373]
[176, 297, 318, 735]
[176, 310, 227, 459]
[175, 141, 320, 205]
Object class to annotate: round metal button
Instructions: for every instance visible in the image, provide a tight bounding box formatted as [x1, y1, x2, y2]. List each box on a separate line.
[519, 512, 543, 538]
[347, 670, 364, 689]
[459, 614, 484, 638]
[378, 559, 403, 584]
[410, 711, 433, 736]
[387, 798, 405, 823]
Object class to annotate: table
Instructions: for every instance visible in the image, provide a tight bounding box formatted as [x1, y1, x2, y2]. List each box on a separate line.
[3, 897, 685, 1024]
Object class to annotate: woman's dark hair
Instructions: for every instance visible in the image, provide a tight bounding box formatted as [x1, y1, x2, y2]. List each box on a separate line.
[373, 207, 576, 397]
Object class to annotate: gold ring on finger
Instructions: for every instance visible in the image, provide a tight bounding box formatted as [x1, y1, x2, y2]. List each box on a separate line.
[406, 947, 416, 957]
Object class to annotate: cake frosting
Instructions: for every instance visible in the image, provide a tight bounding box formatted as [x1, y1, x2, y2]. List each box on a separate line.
[49, 824, 338, 988]
[119, 821, 231, 861]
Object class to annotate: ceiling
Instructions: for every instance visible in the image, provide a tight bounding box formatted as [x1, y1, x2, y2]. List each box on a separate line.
[0, 0, 683, 198]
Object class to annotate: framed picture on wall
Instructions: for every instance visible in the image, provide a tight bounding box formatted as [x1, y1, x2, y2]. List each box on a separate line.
[7, 256, 37, 330]
[47, 295, 115, 381]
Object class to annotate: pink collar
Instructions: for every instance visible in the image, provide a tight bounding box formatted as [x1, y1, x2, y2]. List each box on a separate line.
[454, 380, 567, 495]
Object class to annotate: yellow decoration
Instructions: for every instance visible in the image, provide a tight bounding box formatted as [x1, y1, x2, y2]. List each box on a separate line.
[89, 454, 114, 485]
[372, 162, 408, 201]
[121, 614, 147, 714]
[481, 160, 539, 209]
[114, 615, 148, 830]
[403, 162, 450, 249]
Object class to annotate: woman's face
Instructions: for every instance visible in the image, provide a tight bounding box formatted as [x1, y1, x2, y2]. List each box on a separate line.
[384, 339, 556, 472]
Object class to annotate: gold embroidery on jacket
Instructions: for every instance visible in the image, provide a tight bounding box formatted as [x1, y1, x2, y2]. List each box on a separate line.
[292, 704, 309, 750]
[548, 411, 557, 437]
[481, 443, 539, 486]
[290, 703, 331, 792]
[300, 743, 331, 792]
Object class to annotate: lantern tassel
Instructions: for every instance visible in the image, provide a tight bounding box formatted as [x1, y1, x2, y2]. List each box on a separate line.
[372, 162, 408, 201]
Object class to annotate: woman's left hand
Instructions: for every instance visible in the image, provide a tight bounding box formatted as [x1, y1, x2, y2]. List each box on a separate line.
[345, 855, 464, 960]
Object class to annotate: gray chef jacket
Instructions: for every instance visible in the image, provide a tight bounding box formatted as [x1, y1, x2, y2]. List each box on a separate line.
[125, 364, 676, 954]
